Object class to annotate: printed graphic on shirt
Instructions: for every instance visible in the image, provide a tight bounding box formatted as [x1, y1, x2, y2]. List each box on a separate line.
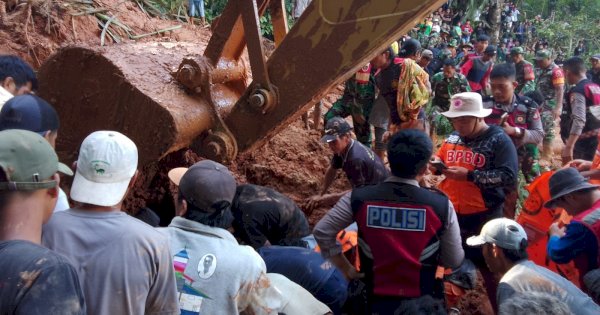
[173, 248, 211, 315]
[198, 254, 217, 279]
[366, 205, 426, 231]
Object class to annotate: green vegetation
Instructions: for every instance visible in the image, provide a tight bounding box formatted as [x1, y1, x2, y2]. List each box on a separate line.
[521, 0, 600, 59]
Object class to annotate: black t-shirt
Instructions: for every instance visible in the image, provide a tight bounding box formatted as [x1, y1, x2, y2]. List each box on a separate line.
[0, 240, 86, 314]
[331, 140, 389, 188]
[231, 184, 310, 249]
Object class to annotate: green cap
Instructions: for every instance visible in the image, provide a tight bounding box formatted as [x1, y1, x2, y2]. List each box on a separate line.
[535, 49, 552, 60]
[448, 39, 458, 47]
[510, 47, 525, 55]
[0, 129, 73, 191]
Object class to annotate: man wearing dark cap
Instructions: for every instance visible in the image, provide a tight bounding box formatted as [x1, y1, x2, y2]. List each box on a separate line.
[510, 47, 535, 95]
[560, 57, 600, 162]
[0, 94, 70, 211]
[461, 45, 496, 94]
[534, 49, 565, 160]
[314, 129, 465, 313]
[169, 165, 310, 249]
[163, 160, 329, 314]
[307, 117, 388, 211]
[0, 130, 84, 314]
[546, 167, 600, 293]
[467, 218, 599, 314]
[588, 54, 600, 86]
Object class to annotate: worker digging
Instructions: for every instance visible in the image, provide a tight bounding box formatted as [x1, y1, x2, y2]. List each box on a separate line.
[1, 0, 600, 314]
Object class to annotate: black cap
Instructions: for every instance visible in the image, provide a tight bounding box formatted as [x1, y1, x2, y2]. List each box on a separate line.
[321, 117, 352, 143]
[400, 38, 421, 57]
[485, 45, 497, 55]
[545, 168, 599, 208]
[477, 34, 490, 42]
[0, 95, 59, 134]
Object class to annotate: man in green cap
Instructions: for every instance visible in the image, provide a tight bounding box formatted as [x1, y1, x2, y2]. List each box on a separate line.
[0, 129, 84, 314]
[511, 47, 536, 95]
[535, 49, 565, 160]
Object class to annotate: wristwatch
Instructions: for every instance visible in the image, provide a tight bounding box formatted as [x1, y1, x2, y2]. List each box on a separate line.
[514, 127, 524, 138]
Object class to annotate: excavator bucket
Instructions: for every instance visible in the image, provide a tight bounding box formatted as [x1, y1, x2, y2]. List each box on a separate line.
[38, 0, 446, 169]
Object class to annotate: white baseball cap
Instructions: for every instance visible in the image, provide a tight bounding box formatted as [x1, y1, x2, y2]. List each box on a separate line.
[441, 92, 492, 118]
[467, 218, 528, 250]
[70, 131, 138, 207]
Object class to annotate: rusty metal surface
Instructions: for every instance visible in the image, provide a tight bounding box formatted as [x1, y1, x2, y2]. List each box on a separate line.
[269, 0, 289, 47]
[226, 0, 447, 153]
[38, 43, 216, 166]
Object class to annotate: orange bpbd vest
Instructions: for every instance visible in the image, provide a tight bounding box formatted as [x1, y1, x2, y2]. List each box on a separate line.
[516, 171, 581, 287]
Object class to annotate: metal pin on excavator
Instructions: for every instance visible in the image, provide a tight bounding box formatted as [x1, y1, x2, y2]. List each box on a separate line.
[38, 0, 446, 175]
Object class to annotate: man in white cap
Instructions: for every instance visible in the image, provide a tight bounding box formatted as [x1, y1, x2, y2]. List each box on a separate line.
[164, 160, 331, 315]
[431, 92, 518, 309]
[467, 218, 600, 314]
[42, 131, 179, 315]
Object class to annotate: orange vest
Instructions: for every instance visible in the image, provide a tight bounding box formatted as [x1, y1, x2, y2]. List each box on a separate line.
[516, 171, 581, 287]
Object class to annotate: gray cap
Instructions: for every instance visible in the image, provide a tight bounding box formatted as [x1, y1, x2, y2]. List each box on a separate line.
[321, 117, 352, 143]
[467, 218, 527, 250]
[172, 160, 237, 212]
[591, 54, 600, 61]
[421, 49, 434, 59]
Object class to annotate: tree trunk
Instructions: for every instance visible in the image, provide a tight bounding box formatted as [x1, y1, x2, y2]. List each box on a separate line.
[488, 0, 503, 44]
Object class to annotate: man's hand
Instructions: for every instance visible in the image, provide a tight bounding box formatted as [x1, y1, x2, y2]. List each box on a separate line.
[353, 114, 366, 125]
[343, 265, 365, 281]
[568, 159, 592, 171]
[549, 222, 566, 237]
[561, 145, 574, 165]
[305, 195, 324, 214]
[501, 123, 517, 137]
[553, 110, 561, 121]
[442, 166, 470, 181]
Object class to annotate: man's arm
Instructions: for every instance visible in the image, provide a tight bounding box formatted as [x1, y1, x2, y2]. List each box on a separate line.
[470, 134, 518, 189]
[439, 201, 465, 269]
[313, 192, 360, 280]
[553, 67, 566, 118]
[514, 107, 544, 146]
[145, 238, 180, 315]
[17, 261, 86, 315]
[321, 165, 338, 195]
[460, 59, 473, 77]
[563, 92, 586, 162]
[547, 222, 597, 264]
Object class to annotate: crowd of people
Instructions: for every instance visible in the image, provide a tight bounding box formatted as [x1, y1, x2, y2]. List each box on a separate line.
[2, 1, 600, 315]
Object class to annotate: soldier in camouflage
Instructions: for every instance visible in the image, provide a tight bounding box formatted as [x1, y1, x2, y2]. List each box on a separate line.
[510, 47, 536, 95]
[426, 31, 442, 50]
[534, 50, 565, 160]
[430, 59, 471, 137]
[324, 63, 376, 147]
[588, 54, 600, 86]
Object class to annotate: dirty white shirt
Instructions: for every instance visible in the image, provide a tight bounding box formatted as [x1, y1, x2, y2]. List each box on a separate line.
[158, 217, 284, 315]
[0, 86, 13, 110]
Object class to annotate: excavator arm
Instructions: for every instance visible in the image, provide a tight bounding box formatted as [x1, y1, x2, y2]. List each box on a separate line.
[38, 0, 445, 167]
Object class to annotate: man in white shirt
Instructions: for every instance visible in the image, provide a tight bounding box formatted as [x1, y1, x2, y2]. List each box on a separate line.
[467, 218, 600, 314]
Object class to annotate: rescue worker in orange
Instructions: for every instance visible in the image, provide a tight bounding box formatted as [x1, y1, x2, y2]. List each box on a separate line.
[545, 168, 600, 295]
[431, 92, 519, 310]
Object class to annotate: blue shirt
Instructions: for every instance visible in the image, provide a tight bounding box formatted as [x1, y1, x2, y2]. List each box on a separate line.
[547, 221, 599, 269]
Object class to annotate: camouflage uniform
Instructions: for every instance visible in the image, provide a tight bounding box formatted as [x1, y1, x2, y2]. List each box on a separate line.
[426, 32, 442, 50]
[515, 60, 536, 95]
[429, 72, 470, 136]
[325, 64, 376, 147]
[482, 95, 543, 183]
[535, 62, 565, 145]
